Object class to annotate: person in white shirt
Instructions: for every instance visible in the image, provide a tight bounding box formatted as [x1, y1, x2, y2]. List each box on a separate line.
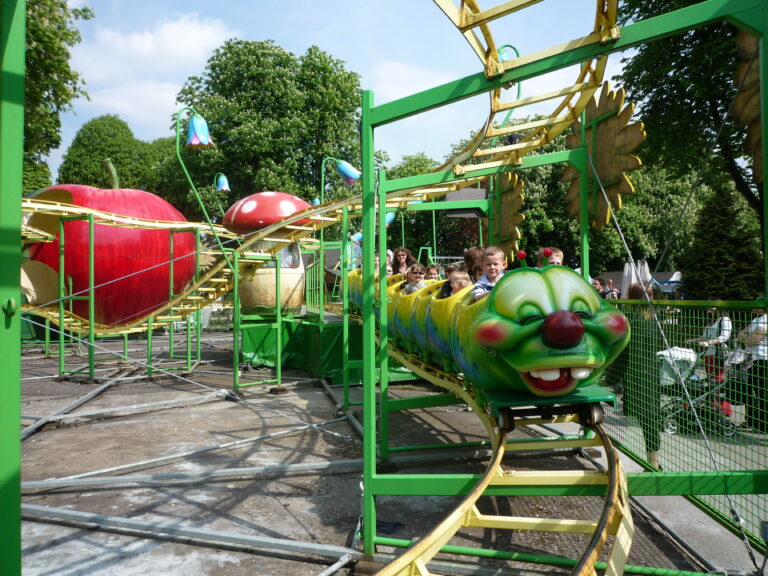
[685, 301, 732, 382]
[736, 304, 767, 432]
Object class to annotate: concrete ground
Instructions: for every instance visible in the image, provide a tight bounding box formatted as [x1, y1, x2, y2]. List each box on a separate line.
[18, 331, 761, 575]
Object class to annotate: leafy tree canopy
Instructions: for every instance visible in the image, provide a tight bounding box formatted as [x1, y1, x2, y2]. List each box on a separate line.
[58, 115, 157, 190]
[23, 160, 51, 196]
[680, 185, 763, 300]
[26, 0, 92, 160]
[615, 1, 758, 217]
[169, 39, 361, 218]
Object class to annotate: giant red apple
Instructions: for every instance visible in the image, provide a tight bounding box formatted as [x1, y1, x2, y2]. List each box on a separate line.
[26, 185, 196, 327]
[223, 191, 311, 235]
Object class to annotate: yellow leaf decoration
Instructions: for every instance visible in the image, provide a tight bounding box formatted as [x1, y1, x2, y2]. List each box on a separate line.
[562, 82, 646, 231]
[494, 171, 525, 260]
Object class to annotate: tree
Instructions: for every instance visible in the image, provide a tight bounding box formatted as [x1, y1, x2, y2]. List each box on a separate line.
[680, 185, 763, 300]
[171, 39, 361, 215]
[58, 115, 156, 189]
[440, 119, 701, 272]
[23, 161, 51, 196]
[615, 2, 758, 220]
[25, 1, 92, 166]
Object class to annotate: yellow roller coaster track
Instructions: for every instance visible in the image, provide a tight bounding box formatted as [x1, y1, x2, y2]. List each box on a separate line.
[22, 0, 619, 338]
[19, 3, 634, 572]
[376, 346, 633, 576]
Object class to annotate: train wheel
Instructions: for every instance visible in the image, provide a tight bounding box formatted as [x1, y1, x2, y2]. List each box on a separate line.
[580, 403, 604, 427]
[497, 408, 515, 432]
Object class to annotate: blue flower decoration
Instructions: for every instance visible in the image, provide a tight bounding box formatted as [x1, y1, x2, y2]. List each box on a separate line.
[215, 174, 230, 193]
[335, 160, 361, 185]
[186, 114, 213, 149]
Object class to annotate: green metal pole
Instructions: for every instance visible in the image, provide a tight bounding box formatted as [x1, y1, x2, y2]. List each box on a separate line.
[233, 251, 241, 392]
[319, 157, 334, 329]
[761, 30, 768, 296]
[185, 314, 192, 372]
[341, 207, 350, 411]
[0, 1, 24, 570]
[378, 170, 390, 461]
[58, 220, 66, 376]
[87, 214, 95, 379]
[146, 316, 154, 377]
[168, 232, 176, 360]
[579, 109, 590, 280]
[44, 318, 50, 357]
[361, 89, 378, 555]
[431, 200, 437, 257]
[275, 252, 282, 387]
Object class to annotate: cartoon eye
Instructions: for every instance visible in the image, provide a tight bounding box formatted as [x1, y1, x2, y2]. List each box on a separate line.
[518, 304, 544, 325]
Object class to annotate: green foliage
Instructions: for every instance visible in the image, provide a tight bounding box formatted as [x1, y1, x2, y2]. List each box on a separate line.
[381, 153, 481, 260]
[24, 0, 92, 193]
[58, 115, 157, 189]
[616, 1, 758, 215]
[445, 118, 701, 273]
[25, 0, 92, 159]
[171, 39, 361, 216]
[610, 165, 701, 272]
[22, 160, 51, 196]
[680, 185, 763, 299]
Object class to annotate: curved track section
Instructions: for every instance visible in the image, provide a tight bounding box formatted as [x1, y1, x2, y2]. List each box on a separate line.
[21, 0, 620, 336]
[430, 0, 618, 176]
[380, 348, 633, 576]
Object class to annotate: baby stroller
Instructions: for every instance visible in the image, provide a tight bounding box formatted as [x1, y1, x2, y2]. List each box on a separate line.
[657, 347, 736, 437]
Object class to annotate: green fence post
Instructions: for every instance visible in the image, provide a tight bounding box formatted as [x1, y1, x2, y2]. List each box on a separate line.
[0, 1, 25, 571]
[361, 89, 378, 555]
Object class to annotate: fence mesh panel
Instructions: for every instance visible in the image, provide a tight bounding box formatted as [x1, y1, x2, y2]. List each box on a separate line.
[602, 300, 767, 543]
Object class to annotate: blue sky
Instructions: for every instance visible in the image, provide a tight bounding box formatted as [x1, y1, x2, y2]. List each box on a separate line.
[55, 0, 621, 179]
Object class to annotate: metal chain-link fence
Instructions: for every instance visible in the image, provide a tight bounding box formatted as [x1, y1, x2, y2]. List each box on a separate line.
[602, 299, 767, 546]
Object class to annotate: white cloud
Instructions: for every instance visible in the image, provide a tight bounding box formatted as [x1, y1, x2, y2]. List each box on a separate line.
[76, 80, 181, 140]
[73, 13, 235, 85]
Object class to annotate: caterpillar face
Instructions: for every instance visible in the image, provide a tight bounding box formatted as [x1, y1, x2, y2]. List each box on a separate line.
[456, 266, 630, 397]
[350, 264, 629, 399]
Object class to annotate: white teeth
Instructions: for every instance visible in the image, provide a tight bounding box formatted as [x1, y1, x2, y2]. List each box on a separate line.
[571, 367, 593, 380]
[529, 367, 593, 381]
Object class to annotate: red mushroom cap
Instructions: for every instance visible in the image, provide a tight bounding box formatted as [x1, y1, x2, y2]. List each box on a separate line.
[223, 191, 311, 235]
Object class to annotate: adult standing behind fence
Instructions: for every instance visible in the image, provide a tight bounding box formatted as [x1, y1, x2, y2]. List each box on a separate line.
[736, 302, 767, 433]
[685, 301, 732, 383]
[621, 282, 664, 470]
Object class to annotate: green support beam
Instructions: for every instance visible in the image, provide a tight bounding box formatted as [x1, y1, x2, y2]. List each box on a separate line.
[370, 0, 763, 129]
[0, 0, 25, 572]
[371, 470, 768, 497]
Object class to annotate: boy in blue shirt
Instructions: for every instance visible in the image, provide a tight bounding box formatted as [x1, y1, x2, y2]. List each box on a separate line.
[471, 246, 506, 301]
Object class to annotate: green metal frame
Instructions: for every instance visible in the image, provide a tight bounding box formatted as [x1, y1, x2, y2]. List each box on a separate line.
[233, 251, 283, 391]
[2, 1, 767, 571]
[358, 0, 767, 559]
